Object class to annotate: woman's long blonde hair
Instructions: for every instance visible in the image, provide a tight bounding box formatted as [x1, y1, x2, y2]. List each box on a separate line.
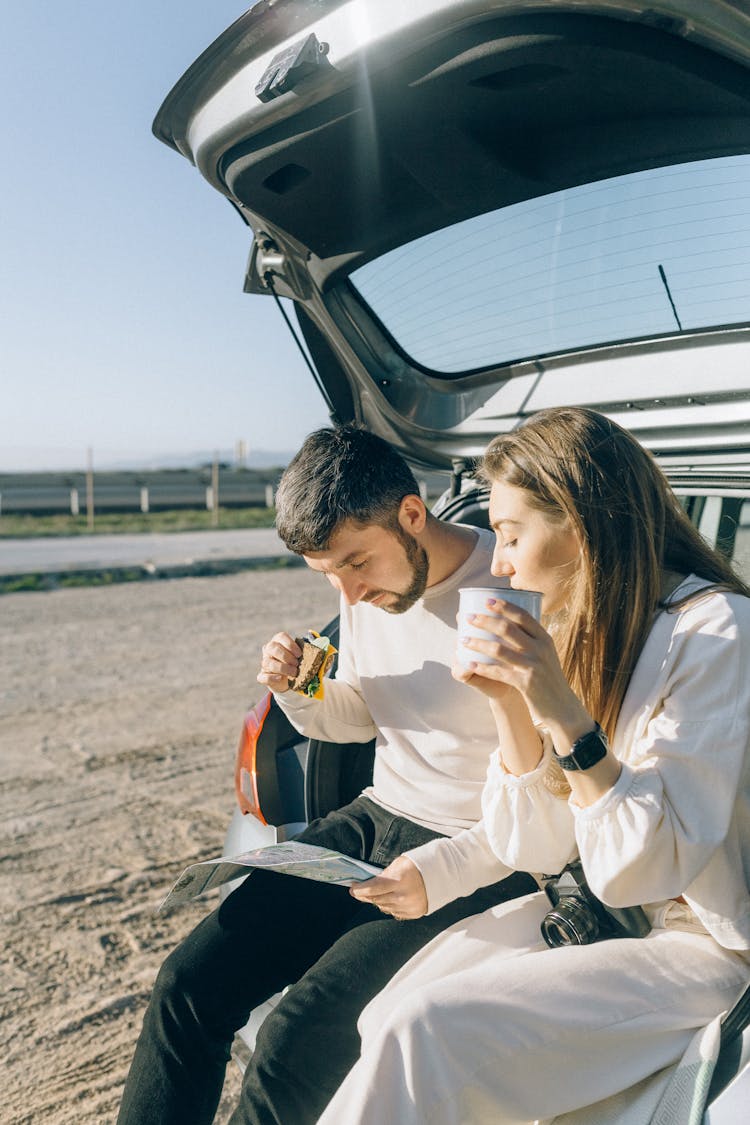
[481, 407, 749, 739]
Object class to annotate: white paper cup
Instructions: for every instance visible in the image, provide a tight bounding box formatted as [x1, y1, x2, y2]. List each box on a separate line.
[457, 587, 542, 668]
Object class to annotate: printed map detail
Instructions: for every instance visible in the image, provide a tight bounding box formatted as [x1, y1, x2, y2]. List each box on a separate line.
[159, 841, 382, 911]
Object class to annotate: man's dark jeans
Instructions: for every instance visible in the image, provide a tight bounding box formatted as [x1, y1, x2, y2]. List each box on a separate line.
[116, 796, 536, 1125]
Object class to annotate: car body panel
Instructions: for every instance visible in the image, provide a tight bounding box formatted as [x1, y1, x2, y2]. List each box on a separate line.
[705, 1022, 750, 1123]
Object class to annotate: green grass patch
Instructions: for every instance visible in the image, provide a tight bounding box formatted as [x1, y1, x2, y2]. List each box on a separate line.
[0, 555, 303, 595]
[0, 574, 48, 593]
[0, 569, 147, 594]
[0, 507, 277, 538]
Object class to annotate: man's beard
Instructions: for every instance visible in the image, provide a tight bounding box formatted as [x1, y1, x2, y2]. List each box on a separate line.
[371, 526, 429, 614]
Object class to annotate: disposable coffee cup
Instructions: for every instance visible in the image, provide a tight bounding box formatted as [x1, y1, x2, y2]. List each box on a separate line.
[457, 587, 543, 668]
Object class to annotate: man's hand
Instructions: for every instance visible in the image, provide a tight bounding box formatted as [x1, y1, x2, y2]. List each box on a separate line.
[349, 856, 428, 920]
[257, 632, 302, 693]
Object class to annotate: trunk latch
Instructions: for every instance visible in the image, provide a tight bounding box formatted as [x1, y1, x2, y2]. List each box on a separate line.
[255, 33, 331, 102]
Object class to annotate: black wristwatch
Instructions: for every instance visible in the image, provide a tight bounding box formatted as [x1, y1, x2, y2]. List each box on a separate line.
[553, 723, 609, 771]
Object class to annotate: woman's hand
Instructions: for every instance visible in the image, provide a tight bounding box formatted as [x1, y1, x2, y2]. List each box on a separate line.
[349, 855, 428, 920]
[454, 598, 589, 738]
[452, 659, 519, 704]
[456, 599, 620, 793]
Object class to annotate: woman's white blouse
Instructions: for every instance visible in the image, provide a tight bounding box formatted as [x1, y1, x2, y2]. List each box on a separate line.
[407, 577, 750, 951]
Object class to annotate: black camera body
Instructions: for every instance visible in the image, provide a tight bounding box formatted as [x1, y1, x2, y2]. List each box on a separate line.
[540, 860, 651, 947]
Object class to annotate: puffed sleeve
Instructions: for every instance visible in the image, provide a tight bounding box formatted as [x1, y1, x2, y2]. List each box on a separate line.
[481, 734, 579, 875]
[573, 591, 750, 908]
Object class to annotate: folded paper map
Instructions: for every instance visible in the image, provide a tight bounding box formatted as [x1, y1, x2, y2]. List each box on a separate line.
[159, 841, 382, 911]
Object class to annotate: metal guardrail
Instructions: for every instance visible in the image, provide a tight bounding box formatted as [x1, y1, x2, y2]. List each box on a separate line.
[0, 469, 449, 517]
[0, 471, 280, 515]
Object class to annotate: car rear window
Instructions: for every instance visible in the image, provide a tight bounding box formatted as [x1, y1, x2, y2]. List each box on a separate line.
[350, 154, 750, 375]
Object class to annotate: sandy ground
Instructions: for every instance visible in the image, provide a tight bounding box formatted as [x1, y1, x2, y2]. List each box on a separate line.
[0, 569, 339, 1124]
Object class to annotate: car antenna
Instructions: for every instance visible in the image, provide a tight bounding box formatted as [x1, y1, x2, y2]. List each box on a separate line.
[657, 263, 683, 331]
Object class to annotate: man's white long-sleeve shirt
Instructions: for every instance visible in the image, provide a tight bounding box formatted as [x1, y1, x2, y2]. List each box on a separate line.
[275, 528, 508, 838]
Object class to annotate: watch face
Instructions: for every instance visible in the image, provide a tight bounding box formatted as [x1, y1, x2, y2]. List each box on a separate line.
[556, 726, 608, 771]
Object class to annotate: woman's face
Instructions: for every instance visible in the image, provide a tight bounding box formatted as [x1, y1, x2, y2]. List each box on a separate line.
[488, 481, 580, 614]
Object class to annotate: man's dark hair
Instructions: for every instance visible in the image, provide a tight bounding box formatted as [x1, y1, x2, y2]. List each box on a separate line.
[275, 425, 420, 553]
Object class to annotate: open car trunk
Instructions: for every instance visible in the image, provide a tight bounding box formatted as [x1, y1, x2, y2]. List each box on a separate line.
[154, 0, 750, 475]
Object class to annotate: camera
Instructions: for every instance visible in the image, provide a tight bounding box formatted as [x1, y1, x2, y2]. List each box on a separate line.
[540, 860, 651, 947]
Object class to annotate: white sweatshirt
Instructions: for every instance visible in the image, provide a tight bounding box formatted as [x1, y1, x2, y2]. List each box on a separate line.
[407, 577, 750, 952]
[275, 528, 508, 837]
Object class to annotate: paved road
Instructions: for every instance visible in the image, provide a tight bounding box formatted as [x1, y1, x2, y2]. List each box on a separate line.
[0, 528, 293, 577]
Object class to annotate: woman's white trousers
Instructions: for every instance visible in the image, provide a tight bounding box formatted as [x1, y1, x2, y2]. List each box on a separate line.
[318, 892, 748, 1124]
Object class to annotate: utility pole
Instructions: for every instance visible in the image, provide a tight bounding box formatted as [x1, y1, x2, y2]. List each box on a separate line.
[212, 453, 219, 527]
[86, 447, 94, 531]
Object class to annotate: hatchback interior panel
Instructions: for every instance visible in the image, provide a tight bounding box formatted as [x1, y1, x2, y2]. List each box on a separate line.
[222, 14, 750, 277]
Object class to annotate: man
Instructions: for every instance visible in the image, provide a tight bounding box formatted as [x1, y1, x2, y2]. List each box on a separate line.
[117, 426, 535, 1125]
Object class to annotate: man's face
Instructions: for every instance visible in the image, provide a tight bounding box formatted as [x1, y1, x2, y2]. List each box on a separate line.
[303, 518, 429, 614]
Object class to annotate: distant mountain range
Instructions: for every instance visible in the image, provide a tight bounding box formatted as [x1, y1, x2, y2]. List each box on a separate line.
[120, 449, 298, 471]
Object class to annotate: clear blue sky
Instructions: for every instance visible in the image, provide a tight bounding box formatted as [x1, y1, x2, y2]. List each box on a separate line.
[0, 2, 330, 471]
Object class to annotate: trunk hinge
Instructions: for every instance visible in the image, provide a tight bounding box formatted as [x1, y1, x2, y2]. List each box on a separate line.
[244, 234, 309, 300]
[450, 458, 469, 499]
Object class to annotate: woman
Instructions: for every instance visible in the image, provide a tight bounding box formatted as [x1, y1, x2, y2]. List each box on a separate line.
[317, 407, 750, 1124]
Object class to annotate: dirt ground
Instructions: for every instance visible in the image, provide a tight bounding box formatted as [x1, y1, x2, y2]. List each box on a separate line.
[0, 569, 339, 1124]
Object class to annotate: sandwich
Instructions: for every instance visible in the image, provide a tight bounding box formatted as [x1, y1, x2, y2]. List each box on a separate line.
[288, 631, 336, 699]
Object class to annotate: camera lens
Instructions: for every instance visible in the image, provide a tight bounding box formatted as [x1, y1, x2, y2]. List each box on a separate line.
[541, 900, 600, 946]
